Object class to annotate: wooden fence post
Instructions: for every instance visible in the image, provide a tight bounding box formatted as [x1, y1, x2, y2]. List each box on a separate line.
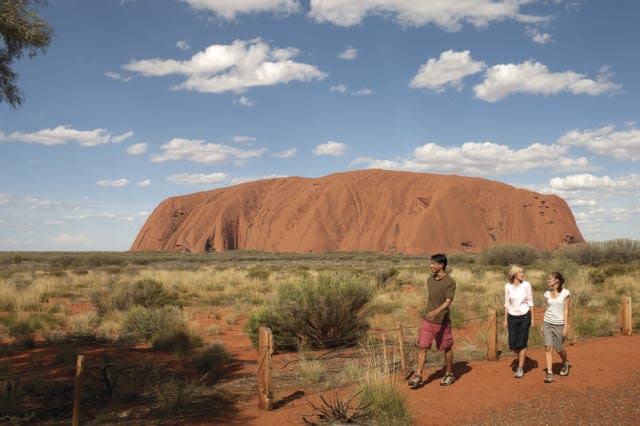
[72, 354, 85, 426]
[621, 296, 633, 336]
[257, 327, 273, 410]
[397, 321, 407, 377]
[486, 308, 498, 361]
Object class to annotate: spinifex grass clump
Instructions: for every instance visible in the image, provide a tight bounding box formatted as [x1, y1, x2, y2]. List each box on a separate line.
[246, 272, 372, 350]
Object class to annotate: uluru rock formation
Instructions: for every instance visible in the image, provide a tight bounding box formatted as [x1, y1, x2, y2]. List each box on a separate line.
[131, 169, 584, 254]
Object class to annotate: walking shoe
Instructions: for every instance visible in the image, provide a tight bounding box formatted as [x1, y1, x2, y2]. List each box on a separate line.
[408, 375, 423, 388]
[440, 373, 455, 386]
[514, 367, 524, 378]
[544, 372, 554, 383]
[559, 361, 571, 376]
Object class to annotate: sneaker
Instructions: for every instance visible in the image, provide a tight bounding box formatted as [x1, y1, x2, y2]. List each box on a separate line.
[408, 375, 423, 388]
[440, 373, 455, 386]
[544, 372, 554, 383]
[514, 367, 524, 378]
[559, 361, 571, 376]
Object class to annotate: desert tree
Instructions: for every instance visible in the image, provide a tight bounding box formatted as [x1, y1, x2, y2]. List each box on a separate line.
[0, 0, 53, 108]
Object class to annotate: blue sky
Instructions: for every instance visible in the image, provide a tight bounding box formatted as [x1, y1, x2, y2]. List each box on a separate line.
[1, 0, 639, 251]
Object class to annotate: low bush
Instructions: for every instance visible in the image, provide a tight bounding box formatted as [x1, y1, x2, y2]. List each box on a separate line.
[192, 343, 231, 380]
[152, 329, 202, 354]
[478, 244, 547, 266]
[246, 273, 372, 350]
[121, 306, 185, 343]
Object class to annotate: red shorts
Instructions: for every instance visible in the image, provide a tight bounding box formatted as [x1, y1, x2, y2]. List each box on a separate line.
[417, 318, 453, 351]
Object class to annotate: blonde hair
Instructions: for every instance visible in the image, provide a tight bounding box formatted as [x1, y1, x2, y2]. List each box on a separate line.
[508, 265, 523, 283]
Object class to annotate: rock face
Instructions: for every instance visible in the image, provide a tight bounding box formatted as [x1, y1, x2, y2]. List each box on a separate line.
[130, 169, 584, 254]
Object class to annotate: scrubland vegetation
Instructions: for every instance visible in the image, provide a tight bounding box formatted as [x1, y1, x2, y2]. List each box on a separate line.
[0, 239, 639, 424]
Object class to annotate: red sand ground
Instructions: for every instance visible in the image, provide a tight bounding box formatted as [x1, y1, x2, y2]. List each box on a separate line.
[225, 334, 640, 426]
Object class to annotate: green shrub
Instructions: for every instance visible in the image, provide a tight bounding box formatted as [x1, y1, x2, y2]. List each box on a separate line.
[360, 380, 411, 426]
[121, 306, 185, 343]
[245, 273, 372, 350]
[555, 239, 640, 266]
[152, 329, 202, 354]
[192, 343, 231, 380]
[478, 244, 547, 266]
[91, 279, 178, 314]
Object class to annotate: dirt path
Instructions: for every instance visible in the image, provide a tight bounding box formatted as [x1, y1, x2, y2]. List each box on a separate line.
[229, 334, 640, 425]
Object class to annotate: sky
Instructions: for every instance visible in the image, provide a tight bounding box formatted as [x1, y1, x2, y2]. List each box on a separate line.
[1, 0, 639, 251]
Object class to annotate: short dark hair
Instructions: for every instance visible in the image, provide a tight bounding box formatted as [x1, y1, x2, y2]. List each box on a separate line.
[431, 253, 448, 270]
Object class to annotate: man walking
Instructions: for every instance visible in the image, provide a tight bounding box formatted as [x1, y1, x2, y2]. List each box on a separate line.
[409, 253, 456, 388]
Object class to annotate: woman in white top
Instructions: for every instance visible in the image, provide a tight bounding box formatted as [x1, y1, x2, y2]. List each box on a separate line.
[541, 271, 571, 383]
[503, 265, 534, 378]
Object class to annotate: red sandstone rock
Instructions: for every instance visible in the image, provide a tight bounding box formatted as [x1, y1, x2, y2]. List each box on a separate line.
[130, 169, 584, 254]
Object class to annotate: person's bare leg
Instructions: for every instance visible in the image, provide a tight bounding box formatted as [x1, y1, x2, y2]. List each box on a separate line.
[444, 349, 453, 375]
[518, 348, 527, 369]
[415, 348, 427, 377]
[545, 347, 553, 373]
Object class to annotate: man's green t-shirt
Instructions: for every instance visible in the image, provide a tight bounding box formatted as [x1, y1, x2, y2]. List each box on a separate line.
[425, 274, 456, 324]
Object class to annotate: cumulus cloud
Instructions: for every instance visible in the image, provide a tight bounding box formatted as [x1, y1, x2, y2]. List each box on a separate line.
[167, 172, 227, 185]
[96, 178, 129, 187]
[176, 40, 190, 50]
[313, 141, 348, 156]
[558, 125, 640, 161]
[181, 0, 300, 19]
[127, 143, 148, 155]
[24, 196, 62, 208]
[330, 84, 347, 93]
[339, 47, 358, 60]
[526, 27, 551, 44]
[549, 174, 640, 193]
[233, 135, 256, 144]
[308, 0, 545, 30]
[0, 193, 9, 205]
[152, 138, 266, 165]
[105, 71, 132, 82]
[0, 126, 133, 147]
[351, 141, 592, 176]
[137, 179, 151, 187]
[274, 148, 297, 158]
[410, 50, 486, 92]
[124, 38, 326, 94]
[354, 88, 373, 95]
[474, 61, 620, 102]
[234, 96, 254, 106]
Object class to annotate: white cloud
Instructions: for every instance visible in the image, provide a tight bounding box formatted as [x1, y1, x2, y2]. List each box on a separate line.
[0, 125, 133, 147]
[313, 141, 348, 156]
[308, 0, 546, 30]
[127, 142, 148, 155]
[176, 40, 190, 50]
[410, 50, 485, 92]
[24, 196, 62, 208]
[474, 61, 620, 102]
[137, 179, 151, 187]
[181, 0, 300, 19]
[549, 174, 640, 193]
[354, 88, 373, 95]
[105, 71, 132, 82]
[233, 135, 256, 144]
[152, 138, 266, 165]
[138, 211, 149, 217]
[235, 96, 254, 106]
[274, 148, 297, 158]
[124, 38, 326, 94]
[0, 193, 10, 205]
[351, 141, 592, 176]
[569, 199, 598, 207]
[96, 178, 129, 187]
[526, 27, 552, 44]
[339, 47, 358, 60]
[230, 174, 288, 185]
[330, 84, 347, 93]
[52, 233, 89, 245]
[558, 125, 640, 161]
[167, 172, 227, 185]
